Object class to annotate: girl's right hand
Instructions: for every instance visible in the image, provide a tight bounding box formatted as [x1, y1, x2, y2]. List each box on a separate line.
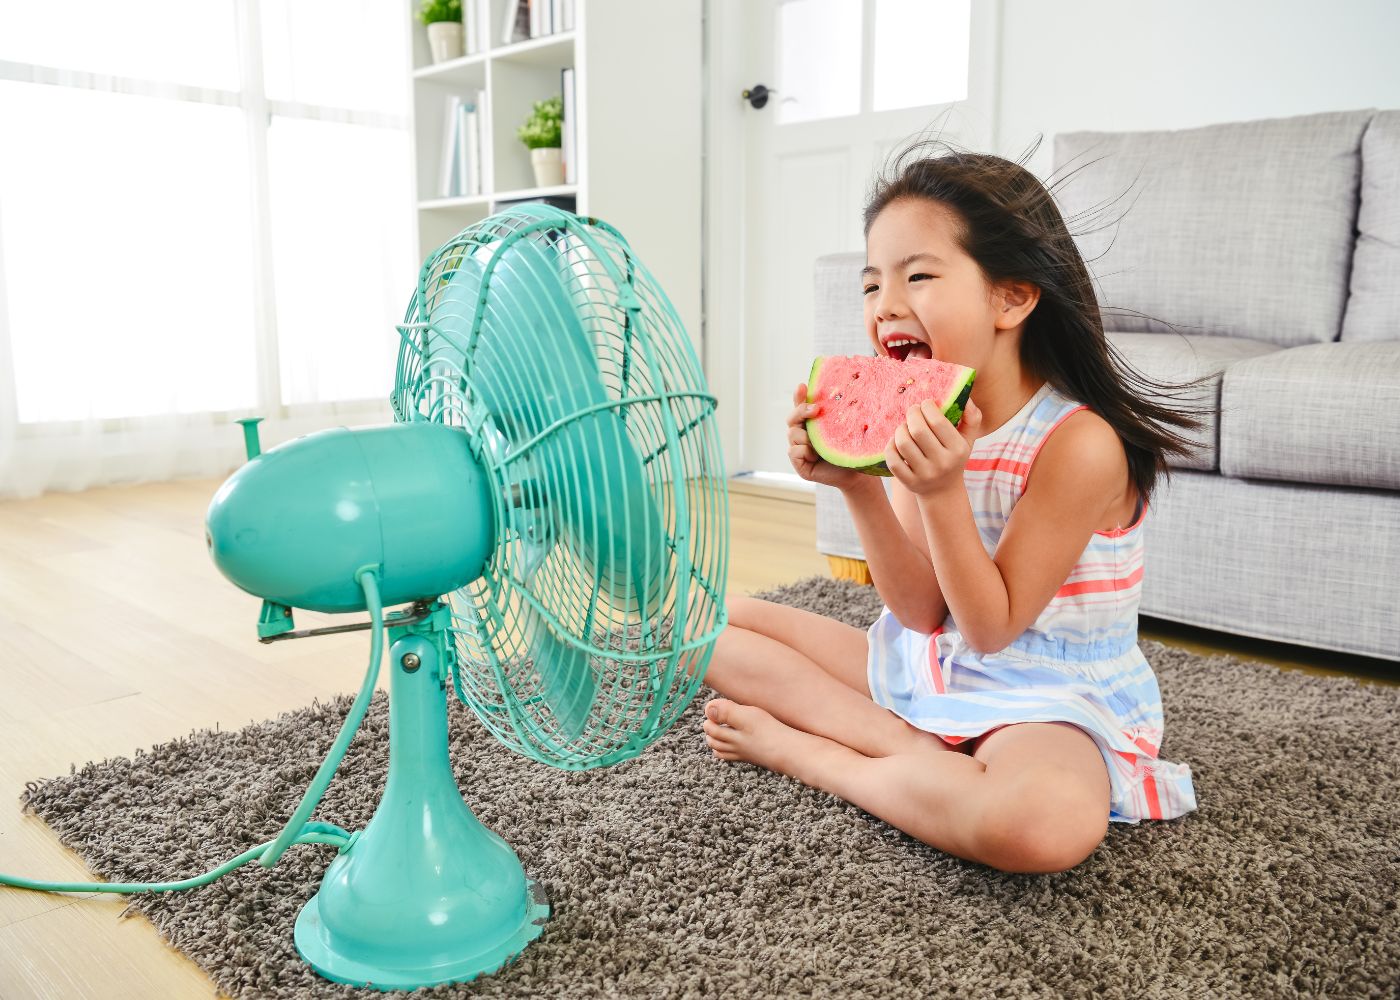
[787, 383, 864, 491]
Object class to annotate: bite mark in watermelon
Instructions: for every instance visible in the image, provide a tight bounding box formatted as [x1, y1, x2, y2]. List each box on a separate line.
[806, 355, 977, 477]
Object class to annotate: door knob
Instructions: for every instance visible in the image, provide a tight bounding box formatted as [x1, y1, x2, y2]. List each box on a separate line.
[741, 84, 775, 110]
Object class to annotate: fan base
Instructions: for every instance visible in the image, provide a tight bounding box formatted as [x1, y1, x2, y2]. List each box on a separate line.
[294, 878, 549, 991]
[291, 627, 551, 990]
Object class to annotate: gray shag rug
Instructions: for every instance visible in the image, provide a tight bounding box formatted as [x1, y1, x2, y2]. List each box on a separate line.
[19, 577, 1400, 999]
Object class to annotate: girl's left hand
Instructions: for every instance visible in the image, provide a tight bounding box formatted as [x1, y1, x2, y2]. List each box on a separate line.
[885, 398, 983, 497]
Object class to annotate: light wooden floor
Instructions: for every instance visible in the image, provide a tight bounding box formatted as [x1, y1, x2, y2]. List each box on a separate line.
[0, 477, 1394, 998]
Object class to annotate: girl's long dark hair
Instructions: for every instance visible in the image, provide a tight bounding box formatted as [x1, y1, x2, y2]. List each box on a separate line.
[863, 132, 1211, 505]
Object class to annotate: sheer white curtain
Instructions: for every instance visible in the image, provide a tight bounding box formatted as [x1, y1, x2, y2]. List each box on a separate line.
[0, 0, 417, 500]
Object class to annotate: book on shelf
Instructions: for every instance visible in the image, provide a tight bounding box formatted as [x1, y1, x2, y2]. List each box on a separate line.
[464, 0, 491, 55]
[561, 67, 576, 185]
[439, 91, 486, 199]
[505, 0, 575, 44]
[501, 0, 529, 45]
[456, 102, 473, 197]
[438, 95, 462, 198]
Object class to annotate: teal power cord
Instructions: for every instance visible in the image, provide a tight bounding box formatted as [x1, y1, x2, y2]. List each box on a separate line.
[0, 568, 385, 896]
[0, 829, 353, 895]
[258, 566, 384, 867]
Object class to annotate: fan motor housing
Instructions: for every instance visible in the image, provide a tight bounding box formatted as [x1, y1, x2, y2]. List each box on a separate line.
[206, 423, 495, 612]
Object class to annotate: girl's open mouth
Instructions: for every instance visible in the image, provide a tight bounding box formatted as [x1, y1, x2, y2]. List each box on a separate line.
[888, 341, 933, 362]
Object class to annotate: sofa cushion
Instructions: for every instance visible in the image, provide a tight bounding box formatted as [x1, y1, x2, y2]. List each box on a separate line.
[1341, 110, 1400, 343]
[1219, 342, 1400, 489]
[1107, 332, 1279, 471]
[1053, 109, 1374, 348]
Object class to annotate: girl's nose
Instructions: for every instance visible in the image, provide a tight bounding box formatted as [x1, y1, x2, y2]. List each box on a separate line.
[875, 288, 907, 321]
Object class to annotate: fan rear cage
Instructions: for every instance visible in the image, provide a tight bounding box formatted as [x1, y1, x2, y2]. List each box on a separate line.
[390, 209, 728, 769]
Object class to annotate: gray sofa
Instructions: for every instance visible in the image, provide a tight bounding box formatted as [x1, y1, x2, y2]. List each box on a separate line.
[813, 108, 1400, 662]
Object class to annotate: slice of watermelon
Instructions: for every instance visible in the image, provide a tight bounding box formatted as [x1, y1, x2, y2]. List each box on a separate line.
[805, 355, 976, 477]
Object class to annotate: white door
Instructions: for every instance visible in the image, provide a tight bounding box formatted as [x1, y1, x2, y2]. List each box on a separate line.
[704, 0, 1002, 481]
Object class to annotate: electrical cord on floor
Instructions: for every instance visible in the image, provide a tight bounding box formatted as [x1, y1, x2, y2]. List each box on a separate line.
[0, 568, 385, 896]
[0, 827, 354, 895]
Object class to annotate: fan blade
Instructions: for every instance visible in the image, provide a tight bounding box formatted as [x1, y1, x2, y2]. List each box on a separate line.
[530, 622, 597, 741]
[466, 235, 668, 616]
[547, 412, 668, 620]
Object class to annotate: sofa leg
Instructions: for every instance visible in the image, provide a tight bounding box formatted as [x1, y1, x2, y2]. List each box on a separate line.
[826, 555, 873, 585]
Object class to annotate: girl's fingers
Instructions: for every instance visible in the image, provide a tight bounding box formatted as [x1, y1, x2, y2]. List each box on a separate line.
[956, 399, 983, 442]
[884, 441, 909, 486]
[793, 385, 822, 420]
[891, 423, 919, 464]
[901, 411, 929, 451]
[918, 401, 963, 450]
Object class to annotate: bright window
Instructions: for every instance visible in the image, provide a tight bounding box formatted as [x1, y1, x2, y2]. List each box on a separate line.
[0, 2, 413, 423]
[0, 83, 259, 421]
[260, 0, 411, 115]
[776, 0, 863, 125]
[773, 0, 971, 125]
[268, 118, 415, 405]
[0, 1, 241, 90]
[873, 0, 970, 112]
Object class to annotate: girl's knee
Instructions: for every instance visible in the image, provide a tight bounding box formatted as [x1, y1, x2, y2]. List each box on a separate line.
[724, 594, 769, 630]
[975, 770, 1109, 874]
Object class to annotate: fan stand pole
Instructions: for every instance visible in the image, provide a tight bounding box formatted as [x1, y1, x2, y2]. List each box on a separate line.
[294, 605, 549, 989]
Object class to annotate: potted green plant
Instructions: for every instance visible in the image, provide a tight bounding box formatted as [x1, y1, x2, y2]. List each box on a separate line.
[419, 0, 464, 64]
[518, 96, 565, 188]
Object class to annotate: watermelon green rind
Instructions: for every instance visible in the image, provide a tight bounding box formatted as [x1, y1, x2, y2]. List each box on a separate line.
[804, 356, 836, 461]
[804, 356, 976, 477]
[941, 376, 976, 431]
[800, 355, 884, 473]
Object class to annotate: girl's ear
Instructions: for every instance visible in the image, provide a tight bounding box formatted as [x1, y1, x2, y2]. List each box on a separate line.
[993, 280, 1041, 330]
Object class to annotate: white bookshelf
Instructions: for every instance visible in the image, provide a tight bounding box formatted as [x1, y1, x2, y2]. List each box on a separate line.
[404, 0, 703, 360]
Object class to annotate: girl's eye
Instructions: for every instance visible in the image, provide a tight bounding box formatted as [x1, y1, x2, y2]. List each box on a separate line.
[909, 273, 932, 282]
[862, 284, 878, 295]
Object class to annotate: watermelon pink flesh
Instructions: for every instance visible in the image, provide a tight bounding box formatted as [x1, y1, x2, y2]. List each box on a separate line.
[805, 355, 977, 477]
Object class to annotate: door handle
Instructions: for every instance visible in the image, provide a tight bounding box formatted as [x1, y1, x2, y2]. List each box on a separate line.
[741, 83, 775, 110]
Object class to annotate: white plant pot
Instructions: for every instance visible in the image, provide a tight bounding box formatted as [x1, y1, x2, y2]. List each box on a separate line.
[530, 147, 564, 188]
[427, 22, 464, 63]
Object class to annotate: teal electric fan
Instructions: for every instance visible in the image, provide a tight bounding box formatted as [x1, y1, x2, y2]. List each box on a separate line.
[1, 205, 729, 991]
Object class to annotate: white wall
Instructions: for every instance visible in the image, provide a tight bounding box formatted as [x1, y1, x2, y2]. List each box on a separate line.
[995, 0, 1400, 179]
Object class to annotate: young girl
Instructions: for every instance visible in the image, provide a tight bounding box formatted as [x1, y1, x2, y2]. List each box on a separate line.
[701, 141, 1202, 874]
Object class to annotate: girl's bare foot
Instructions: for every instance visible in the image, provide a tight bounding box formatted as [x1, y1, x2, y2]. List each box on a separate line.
[702, 696, 953, 768]
[702, 698, 809, 775]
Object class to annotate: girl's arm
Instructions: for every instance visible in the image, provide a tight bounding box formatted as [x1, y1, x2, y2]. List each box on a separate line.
[842, 477, 948, 634]
[786, 381, 946, 632]
[914, 410, 1128, 653]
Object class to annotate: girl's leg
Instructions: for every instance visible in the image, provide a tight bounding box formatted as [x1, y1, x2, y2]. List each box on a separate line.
[704, 704, 1110, 874]
[702, 596, 958, 760]
[724, 596, 873, 694]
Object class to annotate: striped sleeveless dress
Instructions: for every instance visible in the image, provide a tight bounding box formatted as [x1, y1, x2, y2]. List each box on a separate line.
[866, 381, 1197, 824]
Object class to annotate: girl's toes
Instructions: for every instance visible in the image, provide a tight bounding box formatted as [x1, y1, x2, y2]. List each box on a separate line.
[702, 720, 732, 747]
[705, 698, 736, 726]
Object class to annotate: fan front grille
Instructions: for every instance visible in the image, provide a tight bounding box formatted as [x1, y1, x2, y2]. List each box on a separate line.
[392, 206, 728, 769]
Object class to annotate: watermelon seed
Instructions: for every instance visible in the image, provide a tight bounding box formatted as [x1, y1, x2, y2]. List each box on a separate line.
[851, 373, 859, 379]
[833, 393, 842, 400]
[897, 386, 906, 393]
